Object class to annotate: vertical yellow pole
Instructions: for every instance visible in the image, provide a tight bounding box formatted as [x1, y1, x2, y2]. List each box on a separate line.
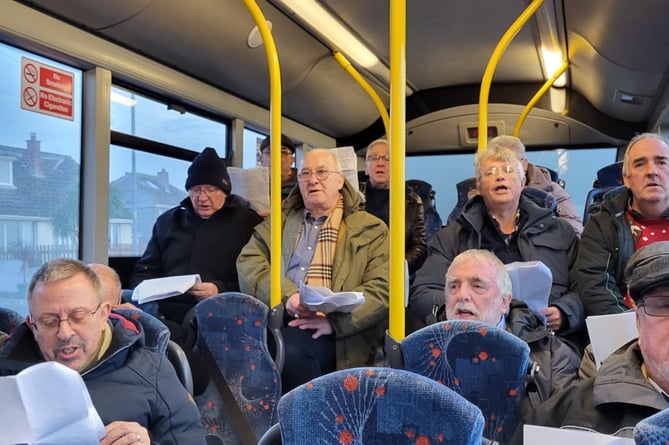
[243, 0, 282, 307]
[478, 0, 544, 154]
[388, 0, 406, 341]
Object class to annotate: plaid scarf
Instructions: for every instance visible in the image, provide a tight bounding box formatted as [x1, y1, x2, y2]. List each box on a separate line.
[305, 196, 344, 288]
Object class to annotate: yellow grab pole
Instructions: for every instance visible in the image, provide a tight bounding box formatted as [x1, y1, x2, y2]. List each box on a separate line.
[243, 0, 282, 308]
[478, 0, 544, 154]
[513, 61, 568, 136]
[388, 0, 406, 341]
[333, 51, 390, 138]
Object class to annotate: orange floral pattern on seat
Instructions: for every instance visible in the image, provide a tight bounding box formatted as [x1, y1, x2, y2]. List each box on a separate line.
[400, 320, 530, 445]
[278, 367, 485, 445]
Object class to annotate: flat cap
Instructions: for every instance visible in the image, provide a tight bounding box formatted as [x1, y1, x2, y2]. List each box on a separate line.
[625, 241, 669, 303]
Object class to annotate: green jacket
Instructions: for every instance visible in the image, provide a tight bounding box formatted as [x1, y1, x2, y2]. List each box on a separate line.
[237, 180, 389, 369]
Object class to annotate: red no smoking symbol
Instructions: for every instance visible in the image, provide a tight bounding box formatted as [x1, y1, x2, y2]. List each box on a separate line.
[24, 63, 38, 84]
[23, 87, 38, 106]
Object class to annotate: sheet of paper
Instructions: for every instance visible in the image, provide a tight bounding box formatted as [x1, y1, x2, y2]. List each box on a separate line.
[586, 311, 638, 369]
[132, 274, 201, 304]
[299, 281, 365, 313]
[524, 425, 634, 445]
[329, 146, 360, 192]
[0, 361, 105, 445]
[505, 261, 552, 318]
[228, 166, 270, 214]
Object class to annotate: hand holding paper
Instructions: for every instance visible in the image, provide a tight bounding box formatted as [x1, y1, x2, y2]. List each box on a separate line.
[298, 281, 365, 313]
[131, 274, 201, 304]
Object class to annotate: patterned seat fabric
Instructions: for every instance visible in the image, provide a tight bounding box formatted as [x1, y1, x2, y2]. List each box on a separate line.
[0, 307, 25, 336]
[634, 408, 669, 445]
[278, 367, 484, 445]
[194, 292, 280, 444]
[399, 320, 530, 445]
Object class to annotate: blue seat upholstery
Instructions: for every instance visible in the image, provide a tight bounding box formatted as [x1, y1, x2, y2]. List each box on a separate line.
[407, 179, 443, 243]
[390, 320, 530, 445]
[596, 161, 624, 188]
[634, 408, 669, 445]
[121, 289, 159, 317]
[112, 307, 170, 355]
[447, 176, 477, 225]
[265, 367, 484, 445]
[0, 307, 25, 336]
[194, 292, 281, 444]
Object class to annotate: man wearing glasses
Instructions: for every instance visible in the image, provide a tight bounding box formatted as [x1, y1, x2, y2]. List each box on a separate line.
[237, 148, 389, 393]
[361, 139, 427, 278]
[512, 241, 669, 442]
[410, 145, 585, 354]
[259, 133, 298, 199]
[0, 259, 205, 444]
[130, 147, 263, 328]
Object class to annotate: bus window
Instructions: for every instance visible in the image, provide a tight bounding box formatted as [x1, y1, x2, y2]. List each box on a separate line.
[0, 42, 83, 316]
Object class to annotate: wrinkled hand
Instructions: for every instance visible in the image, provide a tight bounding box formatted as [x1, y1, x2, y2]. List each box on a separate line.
[189, 282, 219, 300]
[100, 421, 149, 445]
[285, 293, 317, 319]
[288, 314, 333, 339]
[541, 306, 563, 331]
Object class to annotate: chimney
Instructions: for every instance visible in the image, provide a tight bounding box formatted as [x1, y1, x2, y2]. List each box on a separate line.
[26, 133, 42, 177]
[156, 168, 170, 191]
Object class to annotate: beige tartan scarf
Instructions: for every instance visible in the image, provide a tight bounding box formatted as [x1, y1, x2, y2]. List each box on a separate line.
[305, 195, 344, 288]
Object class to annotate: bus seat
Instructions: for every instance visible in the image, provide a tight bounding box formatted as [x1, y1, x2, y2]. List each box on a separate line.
[446, 177, 477, 225]
[595, 161, 624, 188]
[583, 185, 626, 225]
[634, 407, 669, 445]
[194, 292, 281, 444]
[166, 339, 194, 395]
[121, 289, 159, 317]
[0, 306, 25, 336]
[407, 179, 443, 243]
[113, 307, 170, 355]
[387, 320, 531, 444]
[257, 367, 484, 445]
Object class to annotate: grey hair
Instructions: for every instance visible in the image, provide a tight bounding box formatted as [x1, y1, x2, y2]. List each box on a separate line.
[486, 135, 526, 158]
[622, 132, 669, 177]
[474, 147, 524, 184]
[448, 249, 513, 298]
[28, 258, 104, 305]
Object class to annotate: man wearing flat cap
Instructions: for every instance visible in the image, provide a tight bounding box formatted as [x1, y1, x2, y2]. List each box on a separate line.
[512, 241, 669, 443]
[131, 147, 263, 326]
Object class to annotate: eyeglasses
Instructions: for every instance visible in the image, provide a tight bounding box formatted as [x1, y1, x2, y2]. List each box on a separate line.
[298, 168, 341, 182]
[188, 186, 220, 197]
[262, 148, 293, 156]
[481, 164, 517, 178]
[31, 303, 103, 333]
[638, 296, 669, 317]
[366, 154, 390, 163]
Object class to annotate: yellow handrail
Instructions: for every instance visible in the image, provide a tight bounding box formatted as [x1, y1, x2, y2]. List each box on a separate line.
[333, 51, 390, 138]
[242, 0, 283, 307]
[388, 0, 406, 341]
[513, 61, 568, 137]
[478, 0, 545, 154]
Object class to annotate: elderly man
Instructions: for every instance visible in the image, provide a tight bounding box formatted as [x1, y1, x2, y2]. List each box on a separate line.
[512, 241, 669, 443]
[130, 147, 262, 326]
[487, 135, 583, 236]
[0, 259, 205, 444]
[237, 148, 389, 392]
[410, 146, 585, 352]
[438, 249, 579, 408]
[575, 133, 669, 316]
[361, 138, 427, 276]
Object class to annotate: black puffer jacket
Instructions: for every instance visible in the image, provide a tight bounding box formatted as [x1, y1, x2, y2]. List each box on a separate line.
[575, 187, 638, 315]
[361, 183, 428, 274]
[410, 194, 585, 342]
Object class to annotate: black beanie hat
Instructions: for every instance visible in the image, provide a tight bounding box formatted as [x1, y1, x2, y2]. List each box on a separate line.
[184, 147, 231, 195]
